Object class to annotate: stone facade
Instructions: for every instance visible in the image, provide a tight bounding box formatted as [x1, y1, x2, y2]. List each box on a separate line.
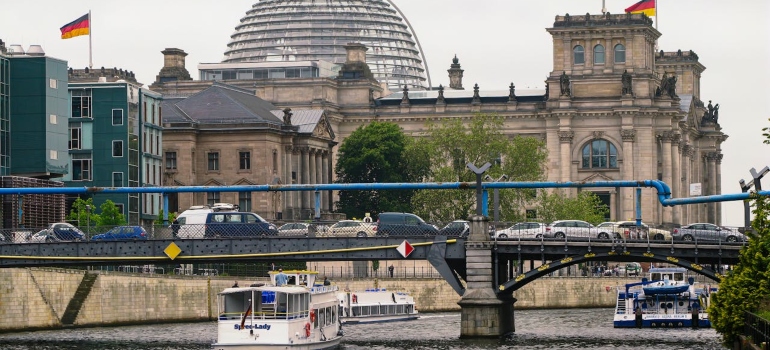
[150, 13, 727, 226]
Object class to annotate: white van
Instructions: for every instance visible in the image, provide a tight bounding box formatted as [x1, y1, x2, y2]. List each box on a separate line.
[173, 204, 238, 239]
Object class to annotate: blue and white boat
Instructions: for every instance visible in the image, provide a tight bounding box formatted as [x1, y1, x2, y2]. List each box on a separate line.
[338, 288, 419, 324]
[613, 267, 716, 328]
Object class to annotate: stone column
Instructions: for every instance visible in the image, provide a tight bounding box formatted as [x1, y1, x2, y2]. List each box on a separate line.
[459, 215, 515, 338]
[321, 151, 329, 211]
[658, 131, 673, 224]
[671, 134, 682, 225]
[716, 153, 723, 225]
[680, 145, 691, 224]
[314, 150, 323, 214]
[620, 129, 636, 221]
[558, 130, 573, 196]
[706, 152, 717, 224]
[284, 146, 293, 219]
[309, 149, 317, 214]
[302, 147, 311, 214]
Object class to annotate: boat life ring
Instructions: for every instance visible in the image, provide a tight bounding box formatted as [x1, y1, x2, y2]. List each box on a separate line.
[310, 310, 316, 322]
[352, 294, 358, 303]
[304, 322, 311, 337]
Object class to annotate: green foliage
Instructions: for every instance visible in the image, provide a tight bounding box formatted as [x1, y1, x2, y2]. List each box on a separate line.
[371, 260, 380, 272]
[763, 117, 770, 144]
[96, 200, 127, 227]
[409, 115, 547, 223]
[65, 198, 100, 229]
[335, 121, 429, 218]
[155, 210, 177, 225]
[534, 190, 609, 225]
[710, 196, 770, 345]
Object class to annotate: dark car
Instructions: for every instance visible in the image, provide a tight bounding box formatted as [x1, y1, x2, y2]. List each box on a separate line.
[375, 212, 438, 236]
[439, 220, 469, 237]
[204, 212, 278, 237]
[91, 226, 148, 241]
[31, 223, 86, 242]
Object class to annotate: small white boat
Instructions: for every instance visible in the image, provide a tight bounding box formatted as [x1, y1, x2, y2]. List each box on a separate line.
[613, 267, 715, 328]
[213, 270, 343, 350]
[338, 288, 419, 324]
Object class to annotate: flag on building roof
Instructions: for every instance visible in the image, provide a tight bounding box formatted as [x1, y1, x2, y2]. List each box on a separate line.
[60, 13, 90, 39]
[625, 0, 656, 17]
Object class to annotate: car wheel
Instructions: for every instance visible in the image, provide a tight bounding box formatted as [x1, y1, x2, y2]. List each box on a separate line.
[535, 234, 542, 239]
[726, 236, 737, 243]
[682, 234, 694, 242]
[356, 232, 367, 238]
[555, 232, 566, 239]
[653, 234, 664, 241]
[598, 232, 609, 239]
[498, 234, 508, 239]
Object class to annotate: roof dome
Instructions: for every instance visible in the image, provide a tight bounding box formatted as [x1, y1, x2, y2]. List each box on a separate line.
[223, 0, 431, 90]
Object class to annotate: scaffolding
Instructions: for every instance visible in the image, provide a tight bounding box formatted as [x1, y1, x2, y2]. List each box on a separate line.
[1, 176, 65, 229]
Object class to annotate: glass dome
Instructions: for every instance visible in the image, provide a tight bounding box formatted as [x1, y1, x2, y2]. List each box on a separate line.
[223, 0, 431, 90]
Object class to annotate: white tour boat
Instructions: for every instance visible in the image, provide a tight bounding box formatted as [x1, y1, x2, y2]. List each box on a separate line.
[338, 288, 419, 324]
[213, 270, 343, 350]
[613, 267, 716, 328]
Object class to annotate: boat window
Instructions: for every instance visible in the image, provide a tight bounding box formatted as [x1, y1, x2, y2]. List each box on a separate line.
[319, 307, 326, 326]
[651, 273, 661, 280]
[313, 308, 319, 327]
[674, 272, 685, 281]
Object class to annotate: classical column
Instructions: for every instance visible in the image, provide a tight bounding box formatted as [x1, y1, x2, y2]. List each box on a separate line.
[671, 134, 682, 225]
[558, 130, 573, 196]
[321, 151, 329, 211]
[716, 153, 723, 225]
[706, 152, 717, 223]
[302, 147, 311, 213]
[657, 131, 674, 224]
[620, 129, 636, 221]
[284, 146, 293, 218]
[680, 144, 691, 224]
[315, 150, 323, 212]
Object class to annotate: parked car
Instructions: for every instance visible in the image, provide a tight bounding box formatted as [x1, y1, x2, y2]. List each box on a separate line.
[204, 212, 278, 237]
[493, 222, 546, 239]
[375, 212, 438, 236]
[613, 221, 672, 241]
[325, 220, 377, 237]
[277, 223, 316, 236]
[30, 223, 85, 242]
[672, 223, 746, 243]
[542, 220, 600, 239]
[625, 262, 642, 277]
[91, 226, 148, 241]
[439, 220, 470, 237]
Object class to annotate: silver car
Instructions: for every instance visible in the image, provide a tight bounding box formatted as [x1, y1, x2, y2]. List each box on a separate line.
[543, 220, 601, 239]
[326, 220, 377, 238]
[493, 222, 546, 239]
[673, 223, 746, 243]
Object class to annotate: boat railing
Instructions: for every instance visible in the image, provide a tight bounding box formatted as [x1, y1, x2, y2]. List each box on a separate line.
[219, 310, 309, 321]
[309, 285, 338, 294]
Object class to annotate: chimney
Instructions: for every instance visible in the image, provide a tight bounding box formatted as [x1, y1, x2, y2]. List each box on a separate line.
[448, 55, 464, 90]
[344, 43, 368, 64]
[26, 45, 45, 56]
[337, 42, 374, 80]
[153, 48, 192, 85]
[7, 44, 24, 56]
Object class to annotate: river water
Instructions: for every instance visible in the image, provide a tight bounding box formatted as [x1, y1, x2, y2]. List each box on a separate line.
[0, 308, 725, 350]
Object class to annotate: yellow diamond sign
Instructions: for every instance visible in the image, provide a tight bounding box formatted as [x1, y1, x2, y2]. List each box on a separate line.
[164, 242, 182, 260]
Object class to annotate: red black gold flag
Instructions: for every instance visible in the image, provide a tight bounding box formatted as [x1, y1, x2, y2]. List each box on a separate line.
[60, 14, 90, 39]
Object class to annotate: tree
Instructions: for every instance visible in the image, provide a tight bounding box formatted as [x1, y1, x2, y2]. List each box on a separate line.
[335, 121, 429, 218]
[409, 114, 547, 223]
[710, 195, 770, 345]
[65, 198, 100, 229]
[534, 190, 609, 225]
[763, 117, 770, 144]
[96, 200, 127, 227]
[155, 210, 177, 225]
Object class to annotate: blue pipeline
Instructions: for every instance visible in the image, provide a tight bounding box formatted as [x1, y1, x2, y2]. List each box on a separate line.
[0, 180, 768, 207]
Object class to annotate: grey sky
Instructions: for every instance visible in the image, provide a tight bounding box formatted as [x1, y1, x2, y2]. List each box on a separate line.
[1, 0, 768, 226]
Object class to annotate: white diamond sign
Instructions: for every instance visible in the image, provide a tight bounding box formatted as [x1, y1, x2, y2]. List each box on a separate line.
[396, 240, 414, 258]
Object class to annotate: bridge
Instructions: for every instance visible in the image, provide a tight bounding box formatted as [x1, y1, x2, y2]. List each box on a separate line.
[0, 177, 767, 337]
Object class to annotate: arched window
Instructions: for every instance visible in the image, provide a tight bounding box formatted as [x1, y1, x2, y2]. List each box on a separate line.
[573, 45, 585, 65]
[594, 44, 605, 64]
[581, 140, 618, 169]
[614, 44, 626, 63]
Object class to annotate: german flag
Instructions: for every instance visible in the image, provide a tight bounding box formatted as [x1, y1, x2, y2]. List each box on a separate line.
[60, 14, 90, 39]
[625, 0, 655, 17]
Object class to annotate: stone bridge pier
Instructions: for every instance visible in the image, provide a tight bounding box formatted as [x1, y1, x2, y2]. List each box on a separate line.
[458, 215, 515, 337]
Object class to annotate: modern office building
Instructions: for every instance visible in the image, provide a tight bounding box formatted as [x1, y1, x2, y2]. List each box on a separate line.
[0, 40, 9, 177]
[151, 12, 727, 226]
[65, 79, 163, 226]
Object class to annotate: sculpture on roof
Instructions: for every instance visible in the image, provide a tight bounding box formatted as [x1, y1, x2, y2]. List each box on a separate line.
[282, 108, 293, 125]
[559, 71, 571, 96]
[702, 100, 720, 125]
[401, 85, 410, 105]
[508, 82, 516, 102]
[657, 73, 678, 99]
[621, 70, 633, 95]
[437, 84, 445, 104]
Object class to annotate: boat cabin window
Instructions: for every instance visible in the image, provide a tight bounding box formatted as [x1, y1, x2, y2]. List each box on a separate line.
[313, 306, 336, 328]
[650, 272, 685, 282]
[220, 291, 262, 320]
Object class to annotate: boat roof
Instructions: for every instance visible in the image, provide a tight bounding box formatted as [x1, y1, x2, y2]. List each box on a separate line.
[649, 267, 687, 273]
[219, 286, 311, 295]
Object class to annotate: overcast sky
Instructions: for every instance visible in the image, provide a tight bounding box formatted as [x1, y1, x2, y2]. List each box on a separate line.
[1, 0, 768, 226]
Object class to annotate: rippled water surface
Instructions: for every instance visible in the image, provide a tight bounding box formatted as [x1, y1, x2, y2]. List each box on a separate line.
[0, 308, 725, 350]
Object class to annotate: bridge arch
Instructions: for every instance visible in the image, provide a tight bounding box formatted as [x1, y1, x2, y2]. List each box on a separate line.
[497, 251, 722, 295]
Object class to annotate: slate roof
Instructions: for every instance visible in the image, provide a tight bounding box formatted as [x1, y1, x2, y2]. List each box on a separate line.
[270, 109, 326, 134]
[162, 83, 281, 124]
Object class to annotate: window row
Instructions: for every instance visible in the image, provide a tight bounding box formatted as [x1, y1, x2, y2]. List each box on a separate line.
[573, 44, 625, 65]
[206, 191, 252, 212]
[164, 151, 253, 171]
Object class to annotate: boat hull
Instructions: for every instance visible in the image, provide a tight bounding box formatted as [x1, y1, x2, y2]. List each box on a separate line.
[342, 314, 419, 324]
[212, 336, 342, 350]
[613, 313, 711, 328]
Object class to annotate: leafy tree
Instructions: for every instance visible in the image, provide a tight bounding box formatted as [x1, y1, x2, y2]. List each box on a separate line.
[335, 121, 429, 218]
[710, 195, 770, 345]
[155, 210, 177, 225]
[65, 198, 100, 229]
[534, 190, 609, 225]
[762, 117, 770, 144]
[96, 200, 127, 227]
[409, 114, 547, 223]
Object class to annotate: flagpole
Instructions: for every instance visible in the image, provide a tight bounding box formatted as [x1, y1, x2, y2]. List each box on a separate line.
[88, 10, 93, 68]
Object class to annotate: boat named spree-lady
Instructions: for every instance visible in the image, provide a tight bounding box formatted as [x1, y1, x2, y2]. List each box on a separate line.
[213, 270, 343, 350]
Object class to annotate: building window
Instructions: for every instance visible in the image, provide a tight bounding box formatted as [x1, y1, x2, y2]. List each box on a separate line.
[50, 150, 58, 160]
[113, 140, 123, 157]
[113, 172, 124, 187]
[115, 203, 124, 215]
[165, 151, 177, 170]
[112, 109, 124, 125]
[72, 154, 92, 180]
[49, 114, 57, 124]
[581, 139, 618, 169]
[69, 124, 81, 150]
[614, 44, 626, 63]
[208, 152, 219, 171]
[594, 44, 605, 64]
[71, 89, 92, 118]
[49, 79, 57, 89]
[207, 192, 220, 206]
[239, 192, 252, 212]
[573, 45, 585, 65]
[239, 151, 251, 170]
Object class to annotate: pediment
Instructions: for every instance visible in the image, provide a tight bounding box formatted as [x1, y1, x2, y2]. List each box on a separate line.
[173, 179, 187, 186]
[312, 113, 335, 141]
[582, 172, 614, 182]
[233, 178, 257, 186]
[203, 178, 225, 186]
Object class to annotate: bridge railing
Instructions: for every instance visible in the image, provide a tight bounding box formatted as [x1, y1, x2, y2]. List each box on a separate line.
[745, 312, 770, 350]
